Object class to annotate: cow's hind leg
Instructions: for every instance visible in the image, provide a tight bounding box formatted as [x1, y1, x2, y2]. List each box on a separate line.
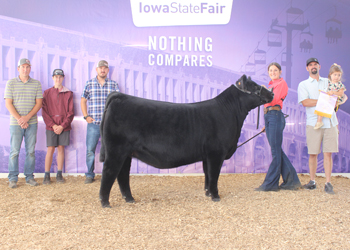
[206, 155, 224, 202]
[99, 155, 126, 208]
[116, 156, 135, 203]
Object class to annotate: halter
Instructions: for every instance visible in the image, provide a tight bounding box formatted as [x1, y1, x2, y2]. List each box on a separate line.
[253, 85, 263, 129]
[234, 82, 263, 97]
[234, 83, 265, 129]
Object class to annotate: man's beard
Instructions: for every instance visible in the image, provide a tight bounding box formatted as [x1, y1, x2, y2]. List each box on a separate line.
[98, 73, 107, 79]
[311, 68, 318, 75]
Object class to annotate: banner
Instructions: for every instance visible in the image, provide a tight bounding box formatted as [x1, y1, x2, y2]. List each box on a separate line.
[314, 91, 338, 118]
[0, 0, 350, 174]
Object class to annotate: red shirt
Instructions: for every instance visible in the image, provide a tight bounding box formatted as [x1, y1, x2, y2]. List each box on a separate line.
[42, 86, 74, 131]
[264, 77, 288, 109]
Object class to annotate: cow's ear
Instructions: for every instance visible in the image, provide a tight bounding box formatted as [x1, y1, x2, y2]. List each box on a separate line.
[240, 74, 247, 84]
[236, 75, 247, 91]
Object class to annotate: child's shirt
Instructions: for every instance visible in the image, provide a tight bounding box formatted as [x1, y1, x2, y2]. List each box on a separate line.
[328, 80, 346, 102]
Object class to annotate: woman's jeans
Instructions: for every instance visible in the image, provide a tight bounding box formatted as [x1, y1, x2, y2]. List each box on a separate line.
[260, 110, 301, 190]
[85, 123, 100, 179]
[8, 124, 37, 182]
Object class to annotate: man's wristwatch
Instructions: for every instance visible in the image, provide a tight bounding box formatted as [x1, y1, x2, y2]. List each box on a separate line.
[84, 115, 90, 120]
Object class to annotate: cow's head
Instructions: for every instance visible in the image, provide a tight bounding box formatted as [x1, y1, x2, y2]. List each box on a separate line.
[234, 74, 274, 105]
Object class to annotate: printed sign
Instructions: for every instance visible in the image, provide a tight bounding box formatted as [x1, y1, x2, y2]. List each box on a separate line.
[314, 91, 338, 118]
[130, 0, 233, 27]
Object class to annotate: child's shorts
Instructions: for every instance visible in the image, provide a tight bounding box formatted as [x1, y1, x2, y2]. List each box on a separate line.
[46, 130, 70, 147]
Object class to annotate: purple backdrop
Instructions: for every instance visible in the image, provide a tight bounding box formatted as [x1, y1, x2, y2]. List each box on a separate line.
[0, 0, 350, 174]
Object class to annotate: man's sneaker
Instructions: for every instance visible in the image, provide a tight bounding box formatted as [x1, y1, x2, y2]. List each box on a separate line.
[56, 174, 65, 183]
[9, 181, 17, 188]
[325, 182, 335, 194]
[43, 175, 51, 185]
[85, 177, 94, 184]
[303, 180, 316, 190]
[26, 179, 39, 186]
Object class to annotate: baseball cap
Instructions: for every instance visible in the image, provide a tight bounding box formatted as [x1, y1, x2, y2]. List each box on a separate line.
[18, 58, 31, 67]
[52, 69, 65, 77]
[97, 60, 109, 68]
[306, 58, 319, 66]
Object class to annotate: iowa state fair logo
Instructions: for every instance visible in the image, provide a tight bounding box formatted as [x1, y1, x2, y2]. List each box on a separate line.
[130, 0, 233, 27]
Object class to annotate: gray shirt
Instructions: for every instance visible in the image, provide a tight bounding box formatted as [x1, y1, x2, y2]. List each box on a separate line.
[4, 76, 43, 125]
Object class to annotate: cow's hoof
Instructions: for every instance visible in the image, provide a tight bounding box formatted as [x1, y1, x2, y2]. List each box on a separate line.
[205, 190, 210, 197]
[125, 197, 135, 203]
[211, 194, 221, 202]
[101, 201, 111, 208]
[211, 197, 221, 202]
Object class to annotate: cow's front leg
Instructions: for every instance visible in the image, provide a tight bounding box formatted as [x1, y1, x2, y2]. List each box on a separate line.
[99, 157, 123, 208]
[116, 156, 135, 203]
[202, 161, 210, 197]
[206, 155, 224, 202]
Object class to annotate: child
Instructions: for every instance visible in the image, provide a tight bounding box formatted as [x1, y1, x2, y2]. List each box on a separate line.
[42, 69, 74, 184]
[314, 63, 347, 129]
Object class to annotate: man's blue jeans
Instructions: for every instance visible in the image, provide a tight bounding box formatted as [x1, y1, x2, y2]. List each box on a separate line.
[260, 110, 301, 190]
[8, 124, 37, 182]
[86, 123, 100, 179]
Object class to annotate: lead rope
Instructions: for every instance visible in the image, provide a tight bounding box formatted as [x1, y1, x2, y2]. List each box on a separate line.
[237, 113, 289, 148]
[256, 86, 263, 130]
[256, 106, 260, 130]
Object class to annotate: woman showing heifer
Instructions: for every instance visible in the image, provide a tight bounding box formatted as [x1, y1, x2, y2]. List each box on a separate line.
[255, 62, 301, 192]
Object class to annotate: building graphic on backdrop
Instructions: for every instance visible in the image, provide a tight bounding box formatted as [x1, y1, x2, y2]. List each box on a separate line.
[242, 5, 343, 90]
[0, 13, 349, 175]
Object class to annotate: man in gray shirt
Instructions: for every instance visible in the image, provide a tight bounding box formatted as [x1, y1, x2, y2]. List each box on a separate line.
[4, 58, 43, 188]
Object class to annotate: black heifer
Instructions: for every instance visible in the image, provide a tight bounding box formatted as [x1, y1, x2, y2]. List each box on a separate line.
[99, 75, 273, 207]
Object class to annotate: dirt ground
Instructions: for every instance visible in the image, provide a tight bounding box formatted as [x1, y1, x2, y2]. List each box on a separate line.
[1, 173, 349, 250]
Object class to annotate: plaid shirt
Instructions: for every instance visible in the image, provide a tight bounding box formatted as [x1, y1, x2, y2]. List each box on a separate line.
[81, 76, 120, 125]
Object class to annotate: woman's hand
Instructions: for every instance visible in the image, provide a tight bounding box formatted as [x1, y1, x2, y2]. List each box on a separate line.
[261, 126, 266, 133]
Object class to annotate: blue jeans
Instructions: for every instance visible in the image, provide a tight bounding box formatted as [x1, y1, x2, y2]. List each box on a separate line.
[8, 124, 38, 182]
[259, 110, 301, 190]
[86, 123, 100, 179]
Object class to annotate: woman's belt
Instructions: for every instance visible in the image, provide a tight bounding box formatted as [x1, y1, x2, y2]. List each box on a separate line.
[264, 106, 281, 114]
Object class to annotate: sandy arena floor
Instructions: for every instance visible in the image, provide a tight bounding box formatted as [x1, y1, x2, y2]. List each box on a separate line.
[1, 174, 349, 250]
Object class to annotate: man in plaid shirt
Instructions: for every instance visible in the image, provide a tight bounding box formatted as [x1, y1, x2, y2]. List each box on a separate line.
[81, 60, 120, 184]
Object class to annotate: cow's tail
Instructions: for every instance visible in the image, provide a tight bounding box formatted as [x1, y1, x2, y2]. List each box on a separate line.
[99, 92, 118, 163]
[99, 109, 106, 162]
